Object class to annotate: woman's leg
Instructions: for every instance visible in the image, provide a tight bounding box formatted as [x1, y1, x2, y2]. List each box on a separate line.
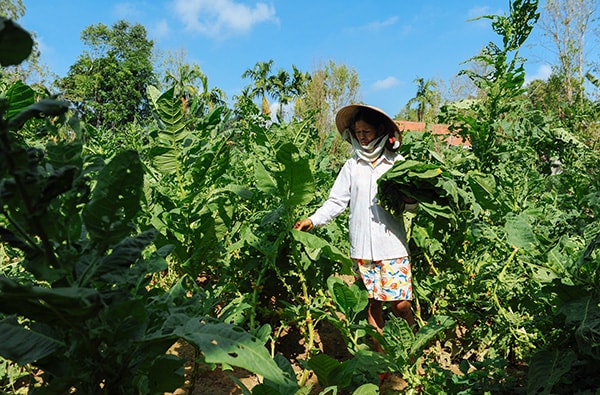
[367, 298, 385, 353]
[391, 300, 415, 330]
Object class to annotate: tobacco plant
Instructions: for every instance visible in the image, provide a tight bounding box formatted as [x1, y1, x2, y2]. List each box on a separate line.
[374, 0, 600, 392]
[221, 99, 357, 387]
[142, 85, 239, 280]
[2, 1, 600, 393]
[0, 20, 297, 394]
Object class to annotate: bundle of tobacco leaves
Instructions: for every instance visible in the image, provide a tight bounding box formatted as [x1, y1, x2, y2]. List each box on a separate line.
[377, 159, 457, 220]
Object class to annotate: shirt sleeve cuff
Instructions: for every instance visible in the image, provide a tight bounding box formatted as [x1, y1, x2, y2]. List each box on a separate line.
[308, 215, 323, 228]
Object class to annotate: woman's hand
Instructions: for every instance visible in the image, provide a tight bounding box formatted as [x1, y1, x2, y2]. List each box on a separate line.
[293, 218, 313, 231]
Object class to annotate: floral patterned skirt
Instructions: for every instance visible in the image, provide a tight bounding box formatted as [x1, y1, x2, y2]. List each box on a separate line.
[354, 257, 412, 301]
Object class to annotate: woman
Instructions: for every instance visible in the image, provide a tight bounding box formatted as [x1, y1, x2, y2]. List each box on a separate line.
[294, 104, 418, 353]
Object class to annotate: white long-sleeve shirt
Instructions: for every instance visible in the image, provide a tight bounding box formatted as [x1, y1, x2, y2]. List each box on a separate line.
[309, 150, 418, 261]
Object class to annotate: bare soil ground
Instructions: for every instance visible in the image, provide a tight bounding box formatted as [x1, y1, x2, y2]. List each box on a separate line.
[164, 320, 409, 394]
[165, 321, 337, 394]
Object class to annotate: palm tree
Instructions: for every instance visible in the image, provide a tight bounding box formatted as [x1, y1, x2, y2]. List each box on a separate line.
[406, 77, 440, 122]
[241, 60, 274, 114]
[268, 68, 290, 118]
[164, 63, 201, 113]
[197, 73, 226, 112]
[164, 63, 226, 116]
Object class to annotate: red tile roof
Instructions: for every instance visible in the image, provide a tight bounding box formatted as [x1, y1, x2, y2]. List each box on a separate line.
[395, 120, 471, 147]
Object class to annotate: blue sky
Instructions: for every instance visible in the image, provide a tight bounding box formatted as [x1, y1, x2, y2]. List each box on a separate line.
[19, 0, 552, 117]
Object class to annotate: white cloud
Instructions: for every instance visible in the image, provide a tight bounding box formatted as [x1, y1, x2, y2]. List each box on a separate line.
[361, 16, 398, 31]
[150, 19, 170, 40]
[465, 6, 503, 28]
[172, 0, 278, 39]
[466, 6, 492, 19]
[114, 2, 143, 19]
[372, 76, 399, 90]
[526, 64, 553, 84]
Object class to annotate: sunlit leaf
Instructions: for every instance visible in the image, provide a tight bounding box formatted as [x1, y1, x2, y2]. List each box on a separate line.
[276, 142, 314, 207]
[174, 318, 298, 394]
[291, 229, 353, 273]
[254, 159, 278, 195]
[505, 213, 537, 249]
[4, 80, 34, 120]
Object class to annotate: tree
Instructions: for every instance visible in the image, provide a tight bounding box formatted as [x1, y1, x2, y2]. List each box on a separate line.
[404, 77, 441, 122]
[57, 21, 155, 130]
[442, 56, 492, 104]
[159, 49, 226, 116]
[525, 76, 560, 113]
[0, 0, 24, 18]
[527, 0, 600, 143]
[538, 0, 597, 105]
[296, 60, 361, 134]
[241, 60, 274, 115]
[240, 60, 310, 120]
[268, 65, 310, 119]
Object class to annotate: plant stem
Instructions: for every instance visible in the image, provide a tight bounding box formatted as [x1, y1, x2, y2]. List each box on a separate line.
[424, 252, 439, 276]
[249, 264, 267, 330]
[297, 269, 315, 387]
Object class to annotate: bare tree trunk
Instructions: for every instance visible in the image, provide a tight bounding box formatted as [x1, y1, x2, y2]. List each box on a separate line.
[539, 0, 597, 105]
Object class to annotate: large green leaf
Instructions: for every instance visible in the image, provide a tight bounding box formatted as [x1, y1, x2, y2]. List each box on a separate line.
[578, 231, 600, 268]
[382, 316, 415, 363]
[353, 383, 381, 394]
[305, 353, 340, 388]
[0, 17, 33, 67]
[82, 150, 144, 245]
[174, 318, 298, 393]
[527, 350, 576, 395]
[417, 200, 456, 220]
[307, 350, 389, 389]
[145, 354, 185, 393]
[409, 315, 455, 356]
[149, 87, 186, 134]
[78, 230, 157, 286]
[382, 160, 443, 180]
[466, 170, 498, 211]
[254, 158, 278, 195]
[4, 80, 35, 120]
[504, 213, 537, 249]
[147, 86, 188, 174]
[378, 159, 454, 218]
[0, 277, 101, 324]
[558, 294, 600, 360]
[276, 142, 314, 208]
[326, 276, 368, 319]
[291, 229, 353, 274]
[8, 98, 70, 130]
[0, 316, 63, 365]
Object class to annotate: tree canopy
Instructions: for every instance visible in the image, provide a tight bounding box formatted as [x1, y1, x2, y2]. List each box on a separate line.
[57, 20, 155, 130]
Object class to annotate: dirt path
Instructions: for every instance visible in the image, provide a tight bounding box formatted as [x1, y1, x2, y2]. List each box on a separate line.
[165, 320, 355, 394]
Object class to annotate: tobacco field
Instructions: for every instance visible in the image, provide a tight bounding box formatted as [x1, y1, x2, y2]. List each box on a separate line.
[1, 1, 599, 394]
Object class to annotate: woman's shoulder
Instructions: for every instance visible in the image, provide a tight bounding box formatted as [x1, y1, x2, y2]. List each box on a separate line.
[343, 155, 360, 166]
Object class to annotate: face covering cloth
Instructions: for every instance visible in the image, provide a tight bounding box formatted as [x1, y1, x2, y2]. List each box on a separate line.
[342, 129, 387, 163]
